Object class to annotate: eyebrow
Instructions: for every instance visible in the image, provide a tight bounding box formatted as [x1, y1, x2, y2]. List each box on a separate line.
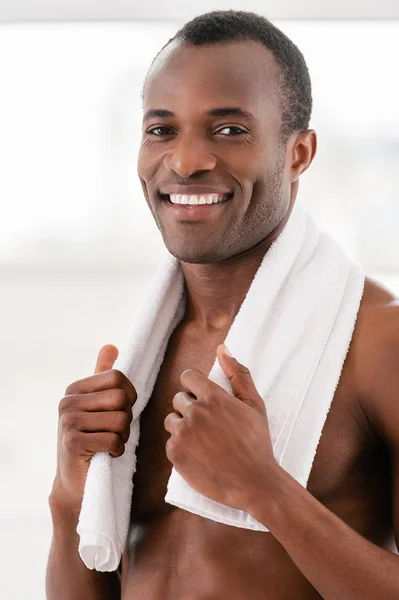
[142, 106, 256, 123]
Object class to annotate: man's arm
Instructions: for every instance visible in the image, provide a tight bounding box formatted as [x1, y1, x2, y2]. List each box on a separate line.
[245, 303, 399, 600]
[247, 466, 399, 600]
[46, 343, 136, 599]
[46, 493, 121, 600]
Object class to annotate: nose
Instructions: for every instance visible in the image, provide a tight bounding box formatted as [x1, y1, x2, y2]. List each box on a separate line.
[163, 136, 217, 177]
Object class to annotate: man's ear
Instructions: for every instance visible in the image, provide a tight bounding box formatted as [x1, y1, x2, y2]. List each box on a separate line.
[290, 129, 317, 182]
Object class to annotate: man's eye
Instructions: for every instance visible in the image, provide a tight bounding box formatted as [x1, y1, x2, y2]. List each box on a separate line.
[216, 126, 246, 136]
[146, 126, 174, 136]
[145, 125, 247, 137]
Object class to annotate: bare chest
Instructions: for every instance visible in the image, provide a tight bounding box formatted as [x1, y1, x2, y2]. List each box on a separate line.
[122, 323, 391, 599]
[129, 326, 227, 522]
[129, 324, 387, 530]
[121, 282, 396, 598]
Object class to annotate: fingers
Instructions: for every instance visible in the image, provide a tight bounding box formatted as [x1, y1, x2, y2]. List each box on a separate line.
[164, 411, 183, 435]
[67, 430, 127, 459]
[217, 343, 253, 391]
[65, 367, 137, 407]
[216, 344, 266, 412]
[61, 410, 132, 444]
[172, 391, 195, 416]
[180, 369, 214, 399]
[94, 344, 119, 374]
[180, 368, 229, 405]
[59, 388, 133, 416]
[54, 345, 133, 507]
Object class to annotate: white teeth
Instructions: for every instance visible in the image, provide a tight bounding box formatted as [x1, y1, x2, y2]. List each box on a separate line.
[169, 193, 230, 205]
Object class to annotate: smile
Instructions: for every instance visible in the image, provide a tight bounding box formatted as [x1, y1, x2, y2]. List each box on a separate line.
[169, 193, 231, 205]
[159, 192, 233, 221]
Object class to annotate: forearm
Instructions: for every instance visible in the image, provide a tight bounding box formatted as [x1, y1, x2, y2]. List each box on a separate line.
[46, 494, 121, 600]
[247, 467, 399, 600]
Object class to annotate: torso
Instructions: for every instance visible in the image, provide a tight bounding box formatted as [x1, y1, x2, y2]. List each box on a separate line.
[120, 276, 396, 599]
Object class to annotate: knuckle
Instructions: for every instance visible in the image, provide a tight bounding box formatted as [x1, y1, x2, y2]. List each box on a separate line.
[65, 381, 79, 396]
[165, 437, 176, 460]
[108, 433, 124, 456]
[58, 396, 73, 415]
[187, 403, 204, 426]
[123, 389, 135, 412]
[184, 402, 195, 420]
[109, 369, 136, 406]
[173, 421, 185, 440]
[166, 437, 182, 463]
[122, 405, 133, 426]
[117, 443, 125, 457]
[60, 412, 78, 430]
[110, 388, 126, 410]
[108, 369, 124, 388]
[122, 411, 131, 429]
[116, 411, 130, 431]
[65, 428, 80, 451]
[201, 392, 212, 405]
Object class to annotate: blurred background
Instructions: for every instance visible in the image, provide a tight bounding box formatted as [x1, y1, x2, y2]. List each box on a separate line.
[1, 2, 399, 598]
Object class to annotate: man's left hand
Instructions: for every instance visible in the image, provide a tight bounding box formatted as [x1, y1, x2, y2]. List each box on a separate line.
[164, 344, 279, 511]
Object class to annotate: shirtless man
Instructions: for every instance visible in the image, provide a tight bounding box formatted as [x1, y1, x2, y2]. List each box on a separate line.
[46, 10, 399, 600]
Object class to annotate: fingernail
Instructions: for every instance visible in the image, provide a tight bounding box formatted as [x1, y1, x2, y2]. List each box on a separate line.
[223, 344, 233, 357]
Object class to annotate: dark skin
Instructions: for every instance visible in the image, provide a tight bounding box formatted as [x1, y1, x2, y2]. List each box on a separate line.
[119, 39, 399, 599]
[45, 37, 399, 600]
[123, 279, 399, 600]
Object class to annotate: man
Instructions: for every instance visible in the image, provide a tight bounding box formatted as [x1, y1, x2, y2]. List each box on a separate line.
[46, 10, 399, 600]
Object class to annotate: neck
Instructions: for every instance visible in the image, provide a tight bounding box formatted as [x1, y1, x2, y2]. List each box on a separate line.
[180, 208, 292, 333]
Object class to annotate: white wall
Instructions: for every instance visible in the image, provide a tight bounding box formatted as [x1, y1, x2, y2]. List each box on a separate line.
[1, 0, 399, 21]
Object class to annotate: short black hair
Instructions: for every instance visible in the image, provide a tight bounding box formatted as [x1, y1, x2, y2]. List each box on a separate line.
[144, 10, 312, 143]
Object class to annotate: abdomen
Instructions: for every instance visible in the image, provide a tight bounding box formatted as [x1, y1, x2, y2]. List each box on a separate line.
[122, 509, 322, 600]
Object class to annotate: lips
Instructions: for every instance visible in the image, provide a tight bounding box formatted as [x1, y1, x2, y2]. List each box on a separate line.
[160, 186, 233, 196]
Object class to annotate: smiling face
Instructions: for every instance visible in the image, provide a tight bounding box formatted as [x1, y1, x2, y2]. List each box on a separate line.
[137, 39, 295, 264]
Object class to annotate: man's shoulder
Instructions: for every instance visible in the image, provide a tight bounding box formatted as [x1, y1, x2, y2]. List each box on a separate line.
[352, 275, 399, 443]
[356, 275, 399, 339]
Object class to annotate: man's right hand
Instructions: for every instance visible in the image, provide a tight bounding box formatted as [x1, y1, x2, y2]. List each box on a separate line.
[50, 344, 137, 511]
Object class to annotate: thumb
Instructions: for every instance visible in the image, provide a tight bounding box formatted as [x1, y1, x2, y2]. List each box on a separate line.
[94, 344, 119, 374]
[216, 344, 265, 413]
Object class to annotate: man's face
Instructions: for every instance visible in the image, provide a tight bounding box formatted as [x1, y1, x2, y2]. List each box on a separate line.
[137, 39, 292, 264]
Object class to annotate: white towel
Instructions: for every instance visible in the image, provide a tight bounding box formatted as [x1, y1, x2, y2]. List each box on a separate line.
[76, 201, 365, 571]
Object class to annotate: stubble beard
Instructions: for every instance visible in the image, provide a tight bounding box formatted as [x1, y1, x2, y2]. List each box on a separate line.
[155, 152, 287, 264]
